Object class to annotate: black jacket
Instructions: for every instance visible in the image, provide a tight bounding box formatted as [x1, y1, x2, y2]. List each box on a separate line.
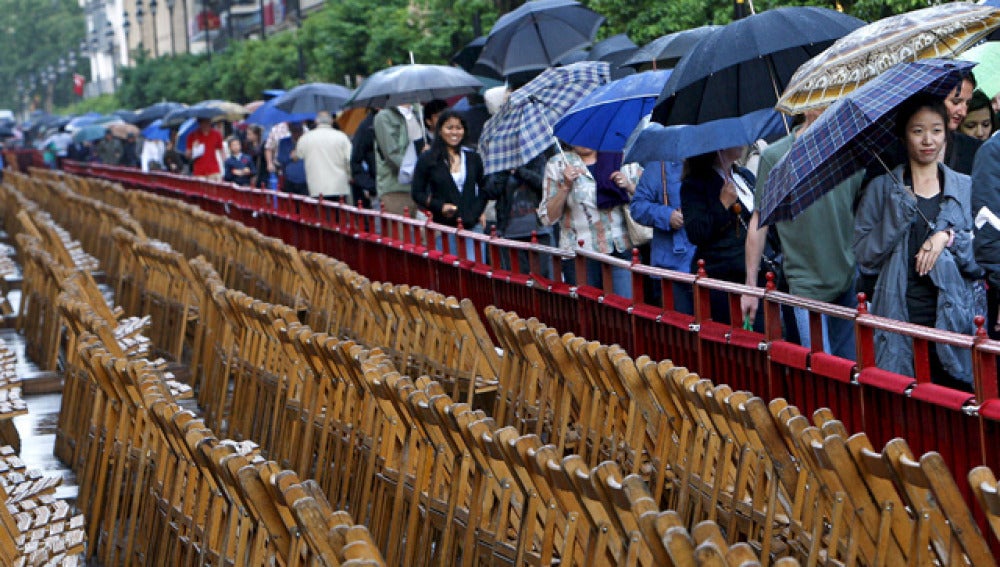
[945, 132, 982, 175]
[681, 166, 755, 280]
[483, 152, 547, 234]
[350, 112, 378, 207]
[411, 148, 488, 227]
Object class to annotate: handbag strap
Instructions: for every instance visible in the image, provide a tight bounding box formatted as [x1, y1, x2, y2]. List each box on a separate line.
[660, 161, 669, 207]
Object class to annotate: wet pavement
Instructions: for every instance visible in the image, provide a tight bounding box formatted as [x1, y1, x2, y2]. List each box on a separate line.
[1, 322, 79, 506]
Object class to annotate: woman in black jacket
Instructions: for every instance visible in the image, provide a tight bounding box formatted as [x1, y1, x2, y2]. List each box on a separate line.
[411, 110, 489, 257]
[681, 147, 756, 325]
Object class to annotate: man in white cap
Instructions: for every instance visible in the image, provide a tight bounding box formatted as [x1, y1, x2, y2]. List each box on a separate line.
[295, 111, 352, 199]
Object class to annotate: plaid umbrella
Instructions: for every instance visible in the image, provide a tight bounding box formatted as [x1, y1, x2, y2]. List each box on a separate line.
[479, 61, 610, 175]
[760, 59, 974, 227]
[777, 3, 1000, 114]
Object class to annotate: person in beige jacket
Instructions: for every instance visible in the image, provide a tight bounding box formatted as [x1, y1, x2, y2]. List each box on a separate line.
[295, 111, 352, 199]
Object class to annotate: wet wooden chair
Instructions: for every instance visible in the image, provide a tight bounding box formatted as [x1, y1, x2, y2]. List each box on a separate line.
[881, 438, 996, 566]
[968, 466, 1000, 544]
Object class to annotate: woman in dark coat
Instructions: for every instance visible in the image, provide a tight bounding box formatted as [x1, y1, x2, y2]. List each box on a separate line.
[681, 147, 756, 325]
[411, 110, 489, 257]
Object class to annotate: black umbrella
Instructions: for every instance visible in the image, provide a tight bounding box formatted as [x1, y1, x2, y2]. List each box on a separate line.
[344, 64, 482, 109]
[652, 7, 864, 126]
[477, 0, 605, 77]
[271, 83, 353, 114]
[135, 102, 185, 126]
[161, 105, 226, 128]
[590, 33, 637, 64]
[588, 33, 638, 79]
[623, 26, 719, 70]
[452, 36, 487, 73]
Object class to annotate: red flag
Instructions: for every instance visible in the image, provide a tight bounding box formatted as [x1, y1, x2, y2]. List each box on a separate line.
[73, 74, 85, 97]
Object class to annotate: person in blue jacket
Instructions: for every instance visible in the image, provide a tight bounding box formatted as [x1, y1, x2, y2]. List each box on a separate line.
[223, 137, 256, 186]
[629, 160, 696, 313]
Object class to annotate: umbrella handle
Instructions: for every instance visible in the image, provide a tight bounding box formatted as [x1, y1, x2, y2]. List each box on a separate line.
[764, 57, 791, 135]
[528, 93, 569, 166]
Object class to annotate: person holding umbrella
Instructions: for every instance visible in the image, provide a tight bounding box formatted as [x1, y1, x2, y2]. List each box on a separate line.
[739, 108, 862, 358]
[681, 147, 758, 326]
[410, 109, 489, 258]
[538, 143, 642, 298]
[374, 105, 422, 216]
[855, 94, 980, 391]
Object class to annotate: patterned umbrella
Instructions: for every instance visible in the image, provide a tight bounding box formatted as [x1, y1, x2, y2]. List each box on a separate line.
[760, 59, 973, 226]
[777, 3, 1000, 114]
[479, 61, 610, 175]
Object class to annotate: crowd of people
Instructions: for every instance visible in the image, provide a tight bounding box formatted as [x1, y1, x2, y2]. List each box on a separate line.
[6, 61, 1000, 394]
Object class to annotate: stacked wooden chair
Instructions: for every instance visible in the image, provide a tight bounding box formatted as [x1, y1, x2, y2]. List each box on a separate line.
[14, 167, 1000, 566]
[0, 440, 86, 567]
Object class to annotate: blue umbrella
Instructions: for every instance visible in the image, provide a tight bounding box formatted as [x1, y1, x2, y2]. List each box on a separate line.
[553, 70, 671, 152]
[480, 61, 610, 175]
[246, 99, 313, 128]
[141, 119, 171, 141]
[67, 113, 113, 131]
[174, 118, 198, 153]
[72, 124, 107, 143]
[623, 108, 786, 164]
[759, 59, 973, 227]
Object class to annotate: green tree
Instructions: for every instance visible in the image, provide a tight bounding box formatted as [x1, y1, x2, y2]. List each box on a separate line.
[0, 0, 87, 113]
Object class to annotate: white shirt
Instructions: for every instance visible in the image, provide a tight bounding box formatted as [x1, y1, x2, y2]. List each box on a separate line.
[295, 124, 353, 197]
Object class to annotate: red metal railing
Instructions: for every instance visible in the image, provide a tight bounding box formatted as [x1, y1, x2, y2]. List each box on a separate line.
[61, 160, 1000, 552]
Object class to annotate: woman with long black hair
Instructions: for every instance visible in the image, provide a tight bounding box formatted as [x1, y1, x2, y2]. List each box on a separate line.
[410, 109, 489, 257]
[855, 94, 981, 391]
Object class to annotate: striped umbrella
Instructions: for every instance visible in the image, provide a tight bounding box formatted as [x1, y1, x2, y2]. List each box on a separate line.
[777, 3, 1000, 114]
[761, 59, 973, 226]
[479, 61, 609, 175]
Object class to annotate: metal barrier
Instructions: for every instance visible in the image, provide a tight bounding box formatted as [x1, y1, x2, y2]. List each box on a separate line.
[60, 162, 1000, 553]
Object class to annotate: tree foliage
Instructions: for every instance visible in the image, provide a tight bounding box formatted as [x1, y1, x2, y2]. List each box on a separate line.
[0, 0, 88, 112]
